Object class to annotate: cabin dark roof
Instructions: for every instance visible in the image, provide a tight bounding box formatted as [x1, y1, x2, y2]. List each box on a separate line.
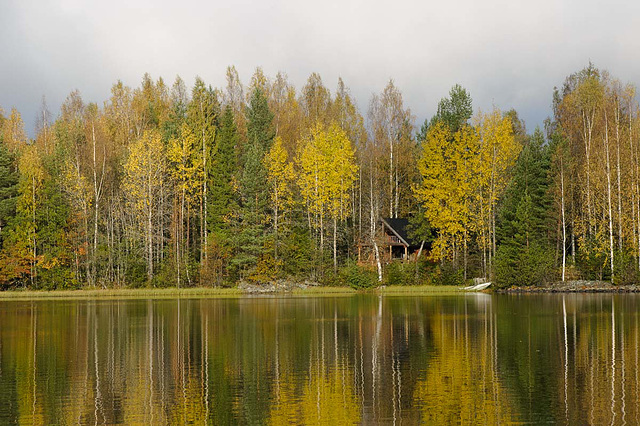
[381, 217, 421, 248]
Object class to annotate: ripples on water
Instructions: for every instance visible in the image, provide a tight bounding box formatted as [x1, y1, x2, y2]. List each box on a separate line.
[0, 294, 638, 424]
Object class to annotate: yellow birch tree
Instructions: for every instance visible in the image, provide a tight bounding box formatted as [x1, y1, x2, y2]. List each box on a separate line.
[298, 123, 358, 270]
[123, 130, 166, 283]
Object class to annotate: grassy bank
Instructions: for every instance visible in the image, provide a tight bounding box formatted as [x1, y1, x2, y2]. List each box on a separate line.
[0, 285, 465, 300]
[0, 287, 244, 300]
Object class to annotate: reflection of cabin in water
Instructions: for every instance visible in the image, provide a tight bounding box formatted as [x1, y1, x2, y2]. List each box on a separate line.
[358, 218, 425, 263]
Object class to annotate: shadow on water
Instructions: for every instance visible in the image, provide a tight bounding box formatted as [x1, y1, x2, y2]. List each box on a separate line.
[0, 293, 638, 424]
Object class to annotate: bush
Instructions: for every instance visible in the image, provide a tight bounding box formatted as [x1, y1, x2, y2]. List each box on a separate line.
[384, 261, 414, 286]
[340, 260, 378, 289]
[613, 250, 640, 286]
[495, 242, 554, 288]
[437, 263, 465, 286]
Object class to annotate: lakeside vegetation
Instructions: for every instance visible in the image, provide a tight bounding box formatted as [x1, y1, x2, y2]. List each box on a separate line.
[0, 63, 638, 290]
[0, 285, 465, 299]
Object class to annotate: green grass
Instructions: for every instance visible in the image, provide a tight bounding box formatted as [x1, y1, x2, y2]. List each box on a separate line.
[0, 284, 464, 300]
[0, 287, 243, 300]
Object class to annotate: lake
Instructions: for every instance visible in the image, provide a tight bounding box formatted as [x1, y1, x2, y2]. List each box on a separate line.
[0, 293, 637, 424]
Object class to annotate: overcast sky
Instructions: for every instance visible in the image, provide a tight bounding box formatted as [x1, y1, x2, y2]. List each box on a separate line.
[2, 0, 640, 137]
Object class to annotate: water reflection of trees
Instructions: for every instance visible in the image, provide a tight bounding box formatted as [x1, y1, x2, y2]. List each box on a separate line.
[0, 294, 639, 424]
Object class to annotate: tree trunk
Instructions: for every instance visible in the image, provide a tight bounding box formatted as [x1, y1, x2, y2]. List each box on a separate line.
[274, 186, 279, 260]
[605, 112, 615, 280]
[333, 216, 337, 272]
[373, 238, 382, 283]
[415, 240, 425, 282]
[615, 104, 623, 252]
[561, 155, 567, 282]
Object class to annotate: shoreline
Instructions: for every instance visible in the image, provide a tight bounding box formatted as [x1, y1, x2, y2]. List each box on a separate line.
[499, 287, 640, 294]
[0, 285, 465, 300]
[4, 281, 640, 299]
[499, 280, 640, 294]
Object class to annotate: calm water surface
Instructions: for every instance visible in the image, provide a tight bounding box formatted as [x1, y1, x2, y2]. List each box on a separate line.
[0, 293, 638, 424]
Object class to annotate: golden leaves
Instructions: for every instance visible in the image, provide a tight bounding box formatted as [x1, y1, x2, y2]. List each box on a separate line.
[415, 110, 519, 261]
[297, 122, 358, 222]
[123, 130, 166, 225]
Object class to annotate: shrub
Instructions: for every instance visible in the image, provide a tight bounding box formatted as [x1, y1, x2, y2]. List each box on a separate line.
[613, 251, 640, 286]
[384, 261, 414, 286]
[437, 263, 465, 287]
[495, 242, 554, 288]
[340, 260, 377, 289]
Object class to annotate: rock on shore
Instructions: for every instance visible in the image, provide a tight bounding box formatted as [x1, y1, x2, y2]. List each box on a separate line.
[501, 280, 640, 293]
[238, 280, 321, 294]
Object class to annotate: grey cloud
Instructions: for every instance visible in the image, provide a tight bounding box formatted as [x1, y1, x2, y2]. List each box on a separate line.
[1, 0, 639, 136]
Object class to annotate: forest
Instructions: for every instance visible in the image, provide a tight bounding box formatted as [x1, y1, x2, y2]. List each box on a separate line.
[0, 63, 637, 289]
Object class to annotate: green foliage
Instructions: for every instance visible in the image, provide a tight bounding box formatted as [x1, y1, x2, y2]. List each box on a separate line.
[279, 224, 314, 278]
[209, 105, 238, 242]
[245, 87, 275, 153]
[0, 142, 18, 246]
[435, 263, 465, 287]
[233, 88, 275, 277]
[407, 209, 433, 250]
[497, 129, 552, 243]
[124, 255, 148, 288]
[339, 260, 377, 289]
[384, 261, 414, 286]
[495, 128, 554, 287]
[613, 250, 639, 286]
[575, 239, 608, 281]
[417, 84, 473, 140]
[495, 241, 554, 288]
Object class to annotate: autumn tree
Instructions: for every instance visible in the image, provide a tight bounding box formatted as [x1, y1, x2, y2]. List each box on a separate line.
[187, 78, 218, 266]
[0, 146, 44, 286]
[1, 108, 27, 156]
[298, 123, 358, 271]
[368, 80, 414, 219]
[265, 136, 295, 262]
[414, 122, 479, 274]
[123, 130, 167, 284]
[474, 108, 520, 276]
[168, 123, 203, 286]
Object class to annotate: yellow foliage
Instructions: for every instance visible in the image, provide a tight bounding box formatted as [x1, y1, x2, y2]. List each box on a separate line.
[474, 109, 520, 257]
[414, 122, 479, 260]
[415, 111, 519, 263]
[123, 130, 166, 233]
[2, 107, 27, 155]
[266, 136, 295, 221]
[297, 122, 358, 225]
[167, 123, 204, 209]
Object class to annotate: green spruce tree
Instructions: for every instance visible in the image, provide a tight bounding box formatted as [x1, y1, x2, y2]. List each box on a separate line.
[495, 128, 553, 287]
[232, 88, 275, 278]
[417, 84, 473, 141]
[209, 105, 238, 239]
[0, 142, 18, 246]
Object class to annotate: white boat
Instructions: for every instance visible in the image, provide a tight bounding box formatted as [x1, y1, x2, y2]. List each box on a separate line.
[462, 282, 492, 291]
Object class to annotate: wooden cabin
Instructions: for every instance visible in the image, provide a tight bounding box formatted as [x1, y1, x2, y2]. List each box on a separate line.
[358, 217, 425, 264]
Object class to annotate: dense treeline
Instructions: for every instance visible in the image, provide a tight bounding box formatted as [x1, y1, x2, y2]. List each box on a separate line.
[0, 64, 638, 289]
